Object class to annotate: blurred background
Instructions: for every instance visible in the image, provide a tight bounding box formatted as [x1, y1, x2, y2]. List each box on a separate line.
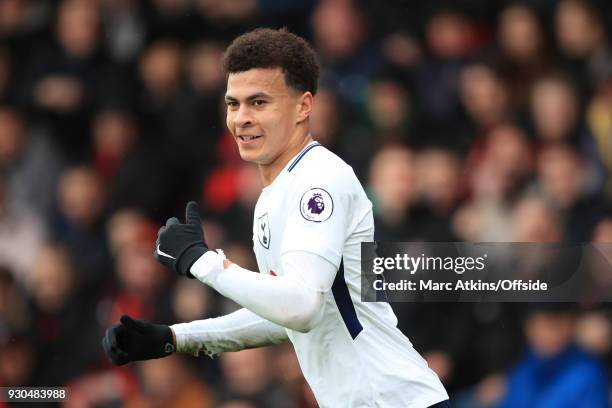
[0, 0, 611, 406]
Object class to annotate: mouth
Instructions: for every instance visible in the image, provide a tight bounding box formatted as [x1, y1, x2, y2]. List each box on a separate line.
[237, 135, 263, 143]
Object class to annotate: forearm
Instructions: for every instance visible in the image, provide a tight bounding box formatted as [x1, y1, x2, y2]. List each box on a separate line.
[170, 308, 288, 357]
[191, 251, 335, 333]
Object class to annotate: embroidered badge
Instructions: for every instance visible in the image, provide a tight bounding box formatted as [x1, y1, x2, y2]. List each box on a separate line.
[300, 188, 333, 222]
[257, 213, 270, 249]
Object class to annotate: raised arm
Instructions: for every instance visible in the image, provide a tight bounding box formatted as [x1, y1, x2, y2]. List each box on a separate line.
[191, 250, 337, 333]
[154, 201, 341, 333]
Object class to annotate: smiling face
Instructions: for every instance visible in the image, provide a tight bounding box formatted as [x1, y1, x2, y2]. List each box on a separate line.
[225, 67, 312, 183]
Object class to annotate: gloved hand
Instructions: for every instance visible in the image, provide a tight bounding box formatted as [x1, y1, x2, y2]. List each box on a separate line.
[101, 315, 175, 366]
[155, 201, 209, 278]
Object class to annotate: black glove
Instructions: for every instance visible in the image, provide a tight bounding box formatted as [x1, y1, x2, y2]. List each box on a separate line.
[101, 315, 175, 366]
[155, 201, 209, 278]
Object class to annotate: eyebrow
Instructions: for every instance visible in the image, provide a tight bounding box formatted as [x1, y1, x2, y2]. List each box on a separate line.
[225, 92, 272, 102]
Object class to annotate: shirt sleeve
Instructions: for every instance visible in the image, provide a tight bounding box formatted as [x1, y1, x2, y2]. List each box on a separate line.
[170, 308, 288, 357]
[192, 250, 338, 333]
[280, 175, 351, 268]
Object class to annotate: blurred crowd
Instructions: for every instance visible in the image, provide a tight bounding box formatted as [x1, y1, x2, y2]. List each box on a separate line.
[0, 0, 611, 406]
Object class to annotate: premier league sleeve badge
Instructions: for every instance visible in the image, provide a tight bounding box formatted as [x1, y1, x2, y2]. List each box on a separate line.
[300, 188, 334, 222]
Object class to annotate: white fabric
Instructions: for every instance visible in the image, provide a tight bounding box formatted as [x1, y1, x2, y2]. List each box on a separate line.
[171, 308, 287, 357]
[189, 249, 226, 284]
[174, 250, 336, 355]
[201, 251, 336, 332]
[251, 142, 449, 407]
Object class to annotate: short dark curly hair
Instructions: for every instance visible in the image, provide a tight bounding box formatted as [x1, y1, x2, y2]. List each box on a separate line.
[223, 28, 319, 95]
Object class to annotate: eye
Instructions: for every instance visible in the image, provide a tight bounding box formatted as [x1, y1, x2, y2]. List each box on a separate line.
[253, 99, 266, 107]
[226, 101, 238, 109]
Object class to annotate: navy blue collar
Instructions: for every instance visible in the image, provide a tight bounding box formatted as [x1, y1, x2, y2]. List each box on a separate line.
[287, 142, 322, 173]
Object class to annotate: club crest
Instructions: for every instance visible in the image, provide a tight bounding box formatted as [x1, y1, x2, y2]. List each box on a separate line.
[300, 188, 333, 222]
[257, 213, 270, 249]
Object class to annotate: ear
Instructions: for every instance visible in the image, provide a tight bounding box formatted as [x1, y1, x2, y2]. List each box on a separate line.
[296, 92, 313, 124]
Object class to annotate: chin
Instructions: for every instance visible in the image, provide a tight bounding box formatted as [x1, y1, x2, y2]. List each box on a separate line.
[237, 148, 262, 164]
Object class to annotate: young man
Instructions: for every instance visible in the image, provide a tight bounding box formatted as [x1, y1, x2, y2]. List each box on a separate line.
[103, 28, 449, 407]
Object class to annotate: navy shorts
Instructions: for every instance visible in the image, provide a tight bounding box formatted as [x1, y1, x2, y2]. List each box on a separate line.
[428, 401, 450, 408]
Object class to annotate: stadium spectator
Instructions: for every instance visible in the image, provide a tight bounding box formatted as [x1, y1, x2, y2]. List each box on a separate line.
[453, 124, 533, 242]
[554, 0, 612, 97]
[27, 244, 99, 386]
[0, 106, 63, 222]
[53, 166, 111, 293]
[0, 334, 35, 387]
[459, 64, 510, 132]
[512, 195, 563, 242]
[99, 0, 146, 63]
[92, 108, 172, 218]
[0, 174, 46, 282]
[368, 144, 417, 240]
[496, 3, 552, 110]
[218, 348, 294, 406]
[412, 147, 462, 240]
[413, 6, 479, 128]
[137, 39, 183, 142]
[586, 78, 612, 200]
[0, 266, 29, 337]
[529, 75, 581, 144]
[498, 304, 609, 408]
[311, 0, 384, 107]
[20, 0, 122, 160]
[124, 356, 215, 407]
[535, 143, 605, 240]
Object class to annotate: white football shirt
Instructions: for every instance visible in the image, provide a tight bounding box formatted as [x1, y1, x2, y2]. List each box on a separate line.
[252, 141, 449, 407]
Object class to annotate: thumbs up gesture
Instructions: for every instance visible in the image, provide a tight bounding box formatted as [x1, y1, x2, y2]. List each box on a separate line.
[155, 201, 209, 278]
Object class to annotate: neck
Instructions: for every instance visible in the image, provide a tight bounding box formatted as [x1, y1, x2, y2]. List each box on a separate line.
[259, 131, 313, 187]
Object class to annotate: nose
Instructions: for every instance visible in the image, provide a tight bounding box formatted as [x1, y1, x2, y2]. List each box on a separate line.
[233, 105, 253, 128]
